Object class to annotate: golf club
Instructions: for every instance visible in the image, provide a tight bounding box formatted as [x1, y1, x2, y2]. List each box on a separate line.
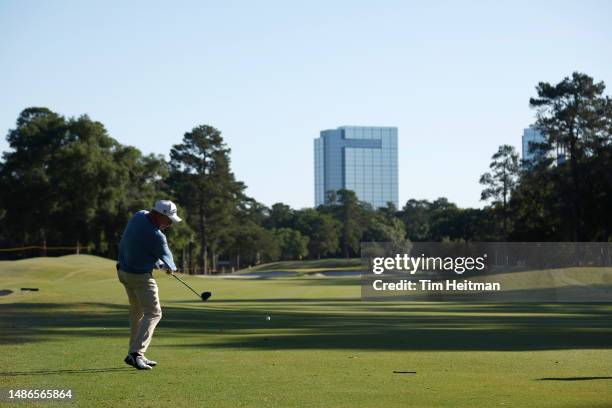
[170, 273, 212, 301]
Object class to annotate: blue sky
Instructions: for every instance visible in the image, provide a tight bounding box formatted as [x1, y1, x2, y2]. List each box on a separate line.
[1, 0, 611, 209]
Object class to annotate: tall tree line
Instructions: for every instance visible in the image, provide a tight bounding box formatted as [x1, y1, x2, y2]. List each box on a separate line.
[0, 72, 610, 270]
[480, 72, 612, 241]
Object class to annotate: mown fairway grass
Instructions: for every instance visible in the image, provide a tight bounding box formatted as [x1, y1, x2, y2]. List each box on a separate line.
[237, 258, 362, 274]
[1, 255, 611, 407]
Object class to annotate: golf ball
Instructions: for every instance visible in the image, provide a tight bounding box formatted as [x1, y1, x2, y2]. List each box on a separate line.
[266, 316, 271, 321]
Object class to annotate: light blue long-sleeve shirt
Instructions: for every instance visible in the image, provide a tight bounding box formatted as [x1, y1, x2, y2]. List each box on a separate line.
[117, 210, 177, 274]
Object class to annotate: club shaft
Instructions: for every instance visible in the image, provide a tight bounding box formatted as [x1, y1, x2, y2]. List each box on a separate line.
[172, 274, 201, 298]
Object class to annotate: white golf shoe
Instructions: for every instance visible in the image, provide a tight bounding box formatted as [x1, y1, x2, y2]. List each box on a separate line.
[124, 353, 152, 370]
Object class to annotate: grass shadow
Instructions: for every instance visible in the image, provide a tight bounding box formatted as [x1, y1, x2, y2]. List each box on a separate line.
[2, 301, 612, 351]
[0, 367, 132, 376]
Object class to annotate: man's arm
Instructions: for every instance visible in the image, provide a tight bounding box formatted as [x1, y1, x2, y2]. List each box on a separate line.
[153, 233, 178, 273]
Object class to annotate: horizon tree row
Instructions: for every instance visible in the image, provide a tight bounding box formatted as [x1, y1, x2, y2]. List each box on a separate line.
[0, 72, 610, 270]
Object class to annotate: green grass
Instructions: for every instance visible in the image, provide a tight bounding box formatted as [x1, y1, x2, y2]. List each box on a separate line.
[1, 255, 612, 407]
[237, 258, 362, 274]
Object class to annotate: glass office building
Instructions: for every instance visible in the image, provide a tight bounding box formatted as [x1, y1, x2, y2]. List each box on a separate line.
[314, 126, 398, 208]
[522, 126, 566, 165]
[522, 126, 547, 163]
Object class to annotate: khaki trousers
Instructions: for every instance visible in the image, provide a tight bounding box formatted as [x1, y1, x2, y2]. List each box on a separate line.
[117, 269, 162, 355]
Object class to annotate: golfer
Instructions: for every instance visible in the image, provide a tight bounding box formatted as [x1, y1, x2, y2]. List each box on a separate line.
[117, 200, 182, 370]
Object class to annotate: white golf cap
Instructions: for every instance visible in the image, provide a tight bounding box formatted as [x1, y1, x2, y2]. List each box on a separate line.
[153, 200, 182, 223]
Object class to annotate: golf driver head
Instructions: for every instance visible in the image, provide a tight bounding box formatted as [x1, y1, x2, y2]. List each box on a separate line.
[201, 291, 212, 301]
